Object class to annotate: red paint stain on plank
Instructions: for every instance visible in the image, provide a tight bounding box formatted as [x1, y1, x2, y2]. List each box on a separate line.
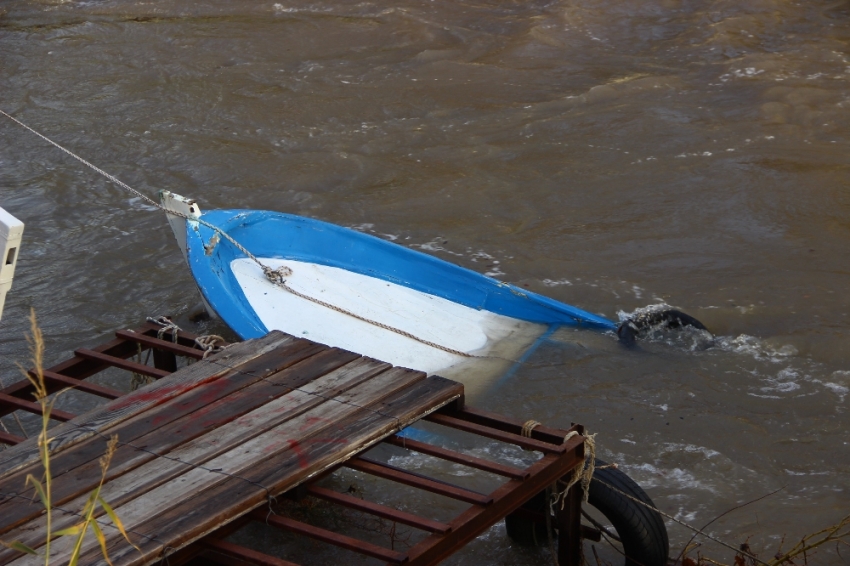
[110, 373, 226, 412]
[286, 438, 348, 469]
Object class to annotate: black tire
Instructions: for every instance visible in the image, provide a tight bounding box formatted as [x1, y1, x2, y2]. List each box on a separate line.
[504, 490, 552, 546]
[589, 459, 669, 566]
[504, 459, 668, 566]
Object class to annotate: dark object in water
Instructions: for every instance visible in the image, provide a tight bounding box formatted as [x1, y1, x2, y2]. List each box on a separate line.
[617, 308, 708, 345]
[505, 458, 669, 566]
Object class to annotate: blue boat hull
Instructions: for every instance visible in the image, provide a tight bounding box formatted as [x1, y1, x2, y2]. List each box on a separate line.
[185, 209, 617, 344]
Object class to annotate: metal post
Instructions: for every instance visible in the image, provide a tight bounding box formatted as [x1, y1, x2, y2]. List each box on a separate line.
[556, 482, 583, 566]
[153, 348, 178, 373]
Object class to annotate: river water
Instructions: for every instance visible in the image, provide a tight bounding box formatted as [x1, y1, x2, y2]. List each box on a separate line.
[1, 0, 848, 563]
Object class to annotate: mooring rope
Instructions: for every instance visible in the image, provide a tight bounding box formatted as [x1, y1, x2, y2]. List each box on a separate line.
[520, 419, 541, 437]
[130, 342, 155, 391]
[147, 316, 181, 343]
[551, 430, 596, 510]
[144, 316, 228, 360]
[0, 109, 506, 363]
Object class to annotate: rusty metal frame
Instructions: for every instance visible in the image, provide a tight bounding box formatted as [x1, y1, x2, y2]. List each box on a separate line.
[0, 323, 588, 566]
[189, 410, 587, 566]
[0, 321, 225, 439]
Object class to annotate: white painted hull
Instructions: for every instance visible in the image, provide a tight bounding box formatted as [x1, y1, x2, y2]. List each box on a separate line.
[232, 258, 545, 379]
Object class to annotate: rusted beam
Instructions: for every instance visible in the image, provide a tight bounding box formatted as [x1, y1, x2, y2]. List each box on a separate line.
[0, 336, 138, 408]
[557, 482, 583, 566]
[249, 510, 408, 564]
[425, 413, 565, 454]
[346, 457, 493, 506]
[445, 406, 571, 446]
[0, 393, 75, 422]
[307, 485, 451, 534]
[41, 370, 122, 399]
[115, 329, 206, 360]
[384, 435, 529, 480]
[404, 447, 584, 566]
[0, 322, 218, 422]
[202, 538, 300, 566]
[138, 321, 208, 349]
[0, 430, 25, 445]
[40, 336, 142, 380]
[74, 349, 170, 379]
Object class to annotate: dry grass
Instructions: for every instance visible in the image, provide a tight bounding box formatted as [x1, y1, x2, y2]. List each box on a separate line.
[0, 309, 137, 565]
[678, 515, 850, 566]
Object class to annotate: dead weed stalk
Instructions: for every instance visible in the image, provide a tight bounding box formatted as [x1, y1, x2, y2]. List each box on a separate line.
[0, 309, 138, 565]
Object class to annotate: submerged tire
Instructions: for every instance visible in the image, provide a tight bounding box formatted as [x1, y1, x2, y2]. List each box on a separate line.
[504, 459, 668, 566]
[589, 459, 669, 566]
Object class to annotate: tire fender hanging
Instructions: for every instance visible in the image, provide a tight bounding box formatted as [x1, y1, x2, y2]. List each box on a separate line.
[505, 458, 669, 566]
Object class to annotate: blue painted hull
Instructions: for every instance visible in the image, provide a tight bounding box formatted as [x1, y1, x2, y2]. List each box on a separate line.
[185, 209, 617, 341]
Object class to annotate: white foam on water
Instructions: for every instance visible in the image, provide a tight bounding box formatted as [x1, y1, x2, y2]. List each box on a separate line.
[820, 373, 849, 401]
[662, 443, 722, 460]
[714, 334, 798, 363]
[758, 367, 803, 394]
[615, 302, 846, 405]
[412, 238, 464, 256]
[622, 462, 718, 494]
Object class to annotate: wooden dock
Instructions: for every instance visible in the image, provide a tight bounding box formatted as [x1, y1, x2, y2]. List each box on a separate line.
[0, 324, 588, 566]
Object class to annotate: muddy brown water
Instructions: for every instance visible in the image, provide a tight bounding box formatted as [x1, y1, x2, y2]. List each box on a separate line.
[1, 0, 848, 563]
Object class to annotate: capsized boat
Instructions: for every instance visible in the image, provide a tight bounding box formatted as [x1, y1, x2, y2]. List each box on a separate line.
[160, 192, 704, 381]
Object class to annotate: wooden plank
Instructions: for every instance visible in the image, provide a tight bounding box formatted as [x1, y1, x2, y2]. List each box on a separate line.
[0, 339, 329, 538]
[0, 359, 404, 563]
[0, 332, 294, 481]
[0, 346, 355, 538]
[42, 375, 460, 566]
[69, 377, 463, 565]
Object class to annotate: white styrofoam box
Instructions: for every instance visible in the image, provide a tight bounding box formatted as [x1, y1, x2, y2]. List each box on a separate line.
[0, 207, 24, 321]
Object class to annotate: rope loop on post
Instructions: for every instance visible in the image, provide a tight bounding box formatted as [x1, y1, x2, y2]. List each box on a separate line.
[521, 420, 541, 438]
[552, 430, 597, 510]
[147, 315, 182, 343]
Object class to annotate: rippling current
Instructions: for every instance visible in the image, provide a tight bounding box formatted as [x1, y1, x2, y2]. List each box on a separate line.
[1, 0, 848, 563]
